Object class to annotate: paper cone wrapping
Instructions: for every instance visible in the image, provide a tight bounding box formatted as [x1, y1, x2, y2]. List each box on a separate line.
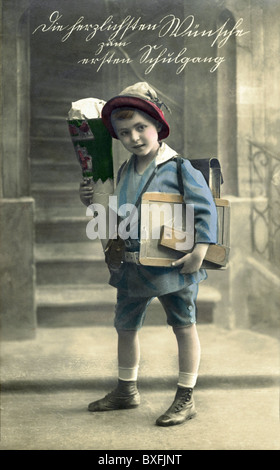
[68, 98, 115, 249]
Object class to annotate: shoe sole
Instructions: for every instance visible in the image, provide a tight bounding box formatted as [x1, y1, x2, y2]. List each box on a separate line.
[156, 410, 197, 427]
[88, 400, 140, 412]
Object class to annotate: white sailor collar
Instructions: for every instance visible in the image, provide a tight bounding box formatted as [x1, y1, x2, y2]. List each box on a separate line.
[155, 142, 178, 166]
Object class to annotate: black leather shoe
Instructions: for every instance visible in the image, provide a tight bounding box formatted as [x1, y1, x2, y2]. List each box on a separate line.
[88, 380, 140, 412]
[156, 387, 196, 426]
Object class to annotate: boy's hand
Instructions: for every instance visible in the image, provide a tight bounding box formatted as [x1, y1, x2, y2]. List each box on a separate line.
[171, 243, 209, 274]
[79, 180, 94, 206]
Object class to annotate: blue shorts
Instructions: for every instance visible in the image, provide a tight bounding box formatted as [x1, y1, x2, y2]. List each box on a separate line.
[114, 283, 199, 331]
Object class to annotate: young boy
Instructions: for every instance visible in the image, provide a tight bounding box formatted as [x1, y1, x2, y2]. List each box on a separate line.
[79, 82, 217, 426]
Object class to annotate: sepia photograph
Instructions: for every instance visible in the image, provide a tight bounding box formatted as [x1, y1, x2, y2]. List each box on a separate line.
[0, 0, 279, 452]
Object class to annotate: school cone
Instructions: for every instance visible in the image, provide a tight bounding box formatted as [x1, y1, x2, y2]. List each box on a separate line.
[67, 98, 114, 250]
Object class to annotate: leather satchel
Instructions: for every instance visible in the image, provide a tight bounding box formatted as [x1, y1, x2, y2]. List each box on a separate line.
[104, 234, 125, 272]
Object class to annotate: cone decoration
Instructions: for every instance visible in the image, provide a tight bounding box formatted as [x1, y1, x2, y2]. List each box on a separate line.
[67, 98, 115, 249]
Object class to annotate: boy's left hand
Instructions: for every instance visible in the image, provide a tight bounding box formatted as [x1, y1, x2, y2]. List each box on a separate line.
[171, 243, 209, 274]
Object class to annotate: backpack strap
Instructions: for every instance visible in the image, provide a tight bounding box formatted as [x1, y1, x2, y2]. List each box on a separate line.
[175, 156, 184, 196]
[134, 165, 160, 209]
[120, 165, 160, 234]
[117, 160, 128, 184]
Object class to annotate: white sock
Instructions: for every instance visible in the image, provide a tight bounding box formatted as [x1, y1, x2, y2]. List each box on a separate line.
[118, 366, 139, 382]
[177, 372, 198, 389]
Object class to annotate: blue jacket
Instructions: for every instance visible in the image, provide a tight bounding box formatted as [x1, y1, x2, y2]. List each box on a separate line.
[109, 143, 218, 297]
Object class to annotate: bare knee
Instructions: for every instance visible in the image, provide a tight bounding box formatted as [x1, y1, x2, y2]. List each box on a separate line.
[172, 324, 196, 337]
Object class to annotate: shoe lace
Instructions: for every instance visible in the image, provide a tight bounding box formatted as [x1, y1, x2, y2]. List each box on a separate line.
[174, 389, 192, 412]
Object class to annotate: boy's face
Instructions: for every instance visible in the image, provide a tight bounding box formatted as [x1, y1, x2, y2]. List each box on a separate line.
[112, 110, 161, 160]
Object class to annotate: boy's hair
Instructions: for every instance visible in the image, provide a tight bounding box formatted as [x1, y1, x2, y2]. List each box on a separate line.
[111, 108, 135, 120]
[111, 107, 161, 131]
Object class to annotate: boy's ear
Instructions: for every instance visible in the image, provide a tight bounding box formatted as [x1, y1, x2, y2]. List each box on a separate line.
[156, 122, 162, 133]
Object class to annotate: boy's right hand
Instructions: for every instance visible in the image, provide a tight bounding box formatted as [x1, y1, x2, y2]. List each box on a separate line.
[79, 180, 94, 206]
